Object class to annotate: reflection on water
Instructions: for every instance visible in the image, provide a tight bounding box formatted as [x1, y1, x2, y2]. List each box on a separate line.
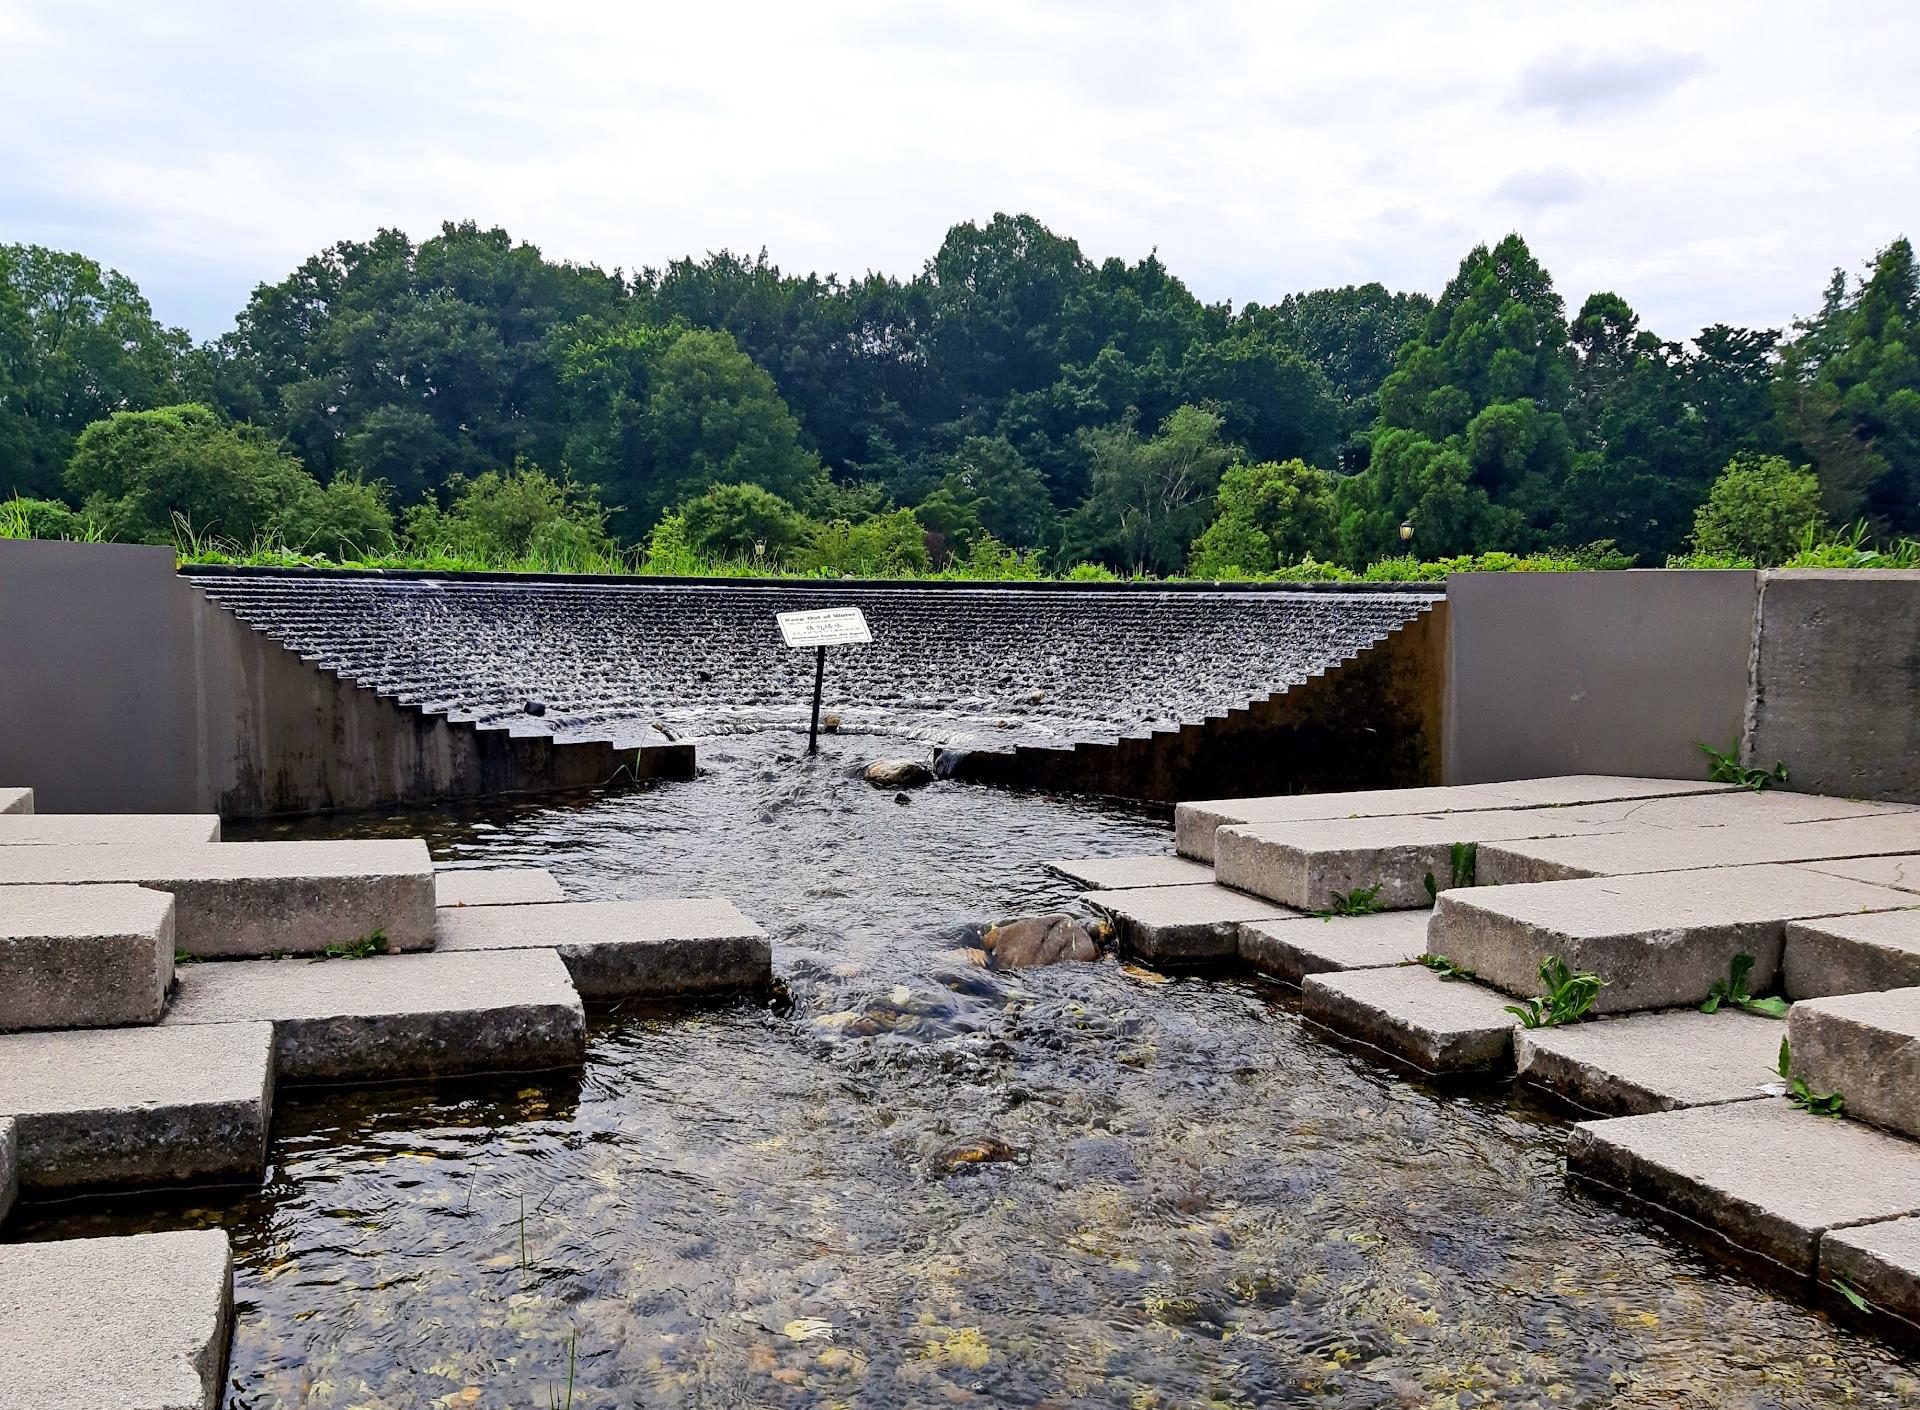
[18, 734, 1919, 1406]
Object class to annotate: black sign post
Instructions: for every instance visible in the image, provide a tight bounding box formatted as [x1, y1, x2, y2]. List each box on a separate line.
[807, 644, 827, 754]
[776, 607, 874, 756]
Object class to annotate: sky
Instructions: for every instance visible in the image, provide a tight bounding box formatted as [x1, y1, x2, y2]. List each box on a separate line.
[2, 0, 1916, 344]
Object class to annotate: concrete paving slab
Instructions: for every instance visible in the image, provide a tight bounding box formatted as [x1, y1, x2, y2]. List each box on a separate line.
[1783, 912, 1920, 999]
[1426, 864, 1920, 1015]
[0, 787, 30, 816]
[1045, 855, 1217, 890]
[1820, 1216, 1920, 1328]
[1801, 854, 1920, 895]
[0, 1117, 15, 1228]
[0, 840, 435, 957]
[1299, 965, 1517, 1074]
[1480, 815, 1920, 886]
[1484, 775, 1737, 807]
[0, 1022, 273, 1190]
[1083, 883, 1297, 963]
[0, 814, 221, 846]
[0, 1228, 233, 1410]
[1539, 790, 1916, 830]
[1787, 988, 1920, 1142]
[1515, 1009, 1783, 1117]
[0, 884, 174, 1031]
[1238, 909, 1432, 984]
[164, 949, 586, 1081]
[1566, 1099, 1920, 1274]
[434, 898, 771, 998]
[435, 867, 566, 907]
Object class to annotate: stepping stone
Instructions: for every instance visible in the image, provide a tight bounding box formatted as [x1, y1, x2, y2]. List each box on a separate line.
[0, 1228, 233, 1410]
[1540, 790, 1916, 830]
[1515, 1009, 1784, 1116]
[0, 840, 436, 958]
[1299, 965, 1516, 1074]
[1427, 864, 1920, 1016]
[1480, 814, 1920, 886]
[0, 1117, 15, 1227]
[435, 898, 771, 999]
[435, 867, 566, 907]
[1783, 912, 1920, 999]
[1046, 855, 1216, 890]
[0, 787, 30, 816]
[1084, 883, 1296, 962]
[1820, 1217, 1920, 1327]
[164, 949, 586, 1082]
[0, 814, 221, 846]
[0, 1022, 273, 1190]
[1238, 909, 1431, 984]
[1787, 988, 1920, 1142]
[1567, 1099, 1920, 1274]
[1214, 808, 1610, 911]
[0, 884, 174, 1031]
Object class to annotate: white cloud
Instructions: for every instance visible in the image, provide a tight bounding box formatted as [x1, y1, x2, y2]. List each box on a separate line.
[1, 0, 1915, 344]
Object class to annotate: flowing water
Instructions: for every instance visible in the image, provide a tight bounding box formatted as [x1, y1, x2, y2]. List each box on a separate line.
[19, 733, 1919, 1407]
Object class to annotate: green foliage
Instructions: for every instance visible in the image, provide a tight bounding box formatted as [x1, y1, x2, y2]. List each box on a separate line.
[1314, 882, 1385, 918]
[1698, 737, 1788, 792]
[805, 509, 929, 577]
[678, 482, 813, 564]
[1064, 560, 1119, 582]
[314, 931, 389, 961]
[1415, 953, 1477, 981]
[1777, 1037, 1845, 1117]
[0, 495, 101, 541]
[405, 464, 614, 569]
[1688, 454, 1827, 566]
[1188, 458, 1337, 577]
[1067, 405, 1237, 574]
[1782, 519, 1920, 569]
[934, 436, 1056, 550]
[279, 475, 397, 559]
[1424, 841, 1479, 905]
[1700, 951, 1790, 1018]
[1504, 956, 1607, 1028]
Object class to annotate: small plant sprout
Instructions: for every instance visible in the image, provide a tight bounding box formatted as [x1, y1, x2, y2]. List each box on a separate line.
[1415, 954, 1476, 982]
[1314, 882, 1385, 919]
[1700, 952, 1789, 1018]
[1422, 843, 1479, 906]
[1698, 737, 1788, 792]
[1776, 1037, 1845, 1117]
[1504, 956, 1608, 1028]
[1832, 1279, 1871, 1313]
[547, 1328, 579, 1410]
[313, 930, 389, 962]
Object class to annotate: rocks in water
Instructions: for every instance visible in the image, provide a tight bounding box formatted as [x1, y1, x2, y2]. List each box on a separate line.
[865, 758, 933, 789]
[523, 698, 547, 717]
[821, 713, 841, 733]
[934, 1138, 1021, 1173]
[981, 912, 1100, 969]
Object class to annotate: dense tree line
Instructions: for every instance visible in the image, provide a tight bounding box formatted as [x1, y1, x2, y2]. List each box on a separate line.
[2, 217, 1915, 573]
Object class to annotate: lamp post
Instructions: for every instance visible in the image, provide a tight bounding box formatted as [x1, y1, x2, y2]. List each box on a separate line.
[1399, 520, 1415, 544]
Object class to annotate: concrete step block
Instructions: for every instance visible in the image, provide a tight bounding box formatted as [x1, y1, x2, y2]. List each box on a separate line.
[0, 884, 174, 1032]
[0, 840, 435, 958]
[434, 898, 771, 999]
[1046, 855, 1216, 891]
[0, 1228, 233, 1410]
[0, 1117, 15, 1228]
[1299, 965, 1516, 1074]
[1238, 909, 1431, 984]
[1820, 1217, 1920, 1327]
[0, 814, 220, 846]
[1567, 1099, 1920, 1275]
[1801, 854, 1920, 894]
[164, 949, 586, 1082]
[1783, 912, 1920, 999]
[434, 867, 566, 907]
[0, 1022, 273, 1191]
[1482, 815, 1920, 886]
[1540, 790, 1916, 830]
[1516, 1009, 1783, 1116]
[1084, 883, 1296, 963]
[1787, 988, 1920, 1142]
[0, 787, 30, 815]
[1427, 864, 1920, 1015]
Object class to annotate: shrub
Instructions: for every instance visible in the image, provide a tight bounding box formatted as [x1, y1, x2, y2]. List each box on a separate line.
[1689, 455, 1827, 567]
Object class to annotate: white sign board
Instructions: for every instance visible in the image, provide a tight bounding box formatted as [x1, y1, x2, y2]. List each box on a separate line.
[777, 606, 872, 649]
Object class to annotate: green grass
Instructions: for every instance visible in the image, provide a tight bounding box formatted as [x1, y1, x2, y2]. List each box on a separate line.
[1414, 953, 1477, 981]
[310, 930, 389, 961]
[1313, 882, 1385, 918]
[1504, 956, 1608, 1028]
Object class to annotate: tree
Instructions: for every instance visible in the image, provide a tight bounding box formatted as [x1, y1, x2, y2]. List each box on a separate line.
[1174, 333, 1342, 468]
[404, 463, 612, 565]
[1066, 405, 1237, 574]
[1688, 454, 1827, 565]
[277, 476, 397, 559]
[932, 435, 1055, 548]
[678, 482, 813, 563]
[1188, 459, 1337, 576]
[806, 508, 929, 575]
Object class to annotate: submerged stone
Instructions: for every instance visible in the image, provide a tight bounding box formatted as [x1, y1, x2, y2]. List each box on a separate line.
[865, 758, 934, 788]
[980, 912, 1099, 968]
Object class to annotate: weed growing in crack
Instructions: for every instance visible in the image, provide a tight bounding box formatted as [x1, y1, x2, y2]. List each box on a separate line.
[1504, 956, 1607, 1028]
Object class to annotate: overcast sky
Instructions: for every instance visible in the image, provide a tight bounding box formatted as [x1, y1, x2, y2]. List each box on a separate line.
[3, 1, 1916, 344]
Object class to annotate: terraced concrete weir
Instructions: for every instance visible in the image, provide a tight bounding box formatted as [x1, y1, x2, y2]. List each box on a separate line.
[184, 568, 1447, 802]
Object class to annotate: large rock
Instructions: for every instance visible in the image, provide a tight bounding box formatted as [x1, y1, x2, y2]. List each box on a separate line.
[1299, 965, 1516, 1074]
[0, 1228, 234, 1410]
[1820, 1216, 1920, 1326]
[0, 1022, 274, 1190]
[1044, 855, 1216, 891]
[434, 867, 566, 908]
[1426, 863, 1920, 1015]
[0, 814, 221, 846]
[1237, 909, 1431, 984]
[435, 897, 771, 997]
[1786, 987, 1920, 1142]
[1782, 911, 1920, 999]
[0, 884, 174, 1031]
[980, 912, 1099, 968]
[1084, 883, 1295, 962]
[1514, 1009, 1782, 1116]
[865, 758, 933, 788]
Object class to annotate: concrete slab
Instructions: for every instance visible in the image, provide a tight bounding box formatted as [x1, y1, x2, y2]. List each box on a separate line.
[0, 814, 221, 846]
[435, 867, 566, 907]
[1481, 815, 1920, 886]
[1820, 1217, 1920, 1328]
[0, 1228, 233, 1410]
[1783, 912, 1920, 999]
[1787, 988, 1920, 1142]
[434, 898, 771, 998]
[1566, 1099, 1920, 1275]
[0, 1117, 15, 1228]
[1426, 864, 1920, 1015]
[1238, 909, 1432, 984]
[164, 948, 586, 1081]
[1083, 883, 1296, 963]
[1045, 855, 1216, 890]
[1483, 775, 1737, 807]
[1515, 1009, 1783, 1117]
[0, 1022, 273, 1190]
[0, 840, 435, 957]
[1801, 854, 1920, 895]
[1539, 789, 1916, 830]
[0, 884, 174, 1031]
[1299, 965, 1516, 1074]
[0, 787, 30, 815]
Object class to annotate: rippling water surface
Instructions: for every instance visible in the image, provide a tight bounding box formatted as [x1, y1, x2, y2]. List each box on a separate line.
[22, 733, 1920, 1407]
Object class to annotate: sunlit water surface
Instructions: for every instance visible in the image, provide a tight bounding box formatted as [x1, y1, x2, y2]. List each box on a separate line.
[20, 733, 1919, 1407]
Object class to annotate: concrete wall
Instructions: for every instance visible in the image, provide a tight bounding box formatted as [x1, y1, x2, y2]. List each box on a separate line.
[0, 541, 687, 817]
[1443, 570, 1756, 785]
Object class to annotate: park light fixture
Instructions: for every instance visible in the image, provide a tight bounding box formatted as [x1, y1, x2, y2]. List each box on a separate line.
[1399, 519, 1415, 542]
